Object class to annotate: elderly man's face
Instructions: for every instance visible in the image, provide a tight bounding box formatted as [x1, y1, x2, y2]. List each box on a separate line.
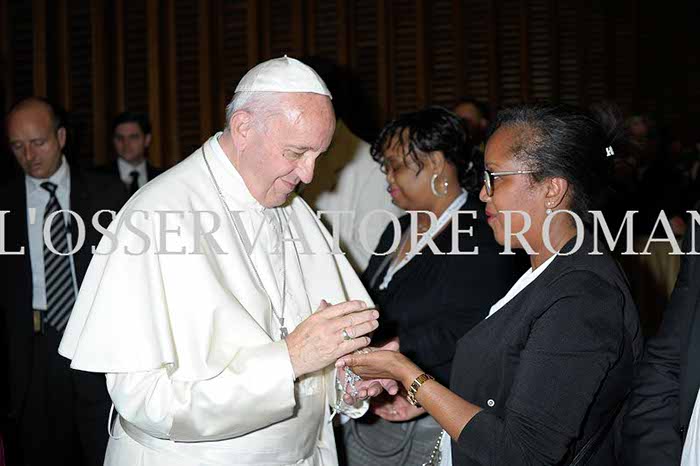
[239, 93, 335, 207]
[7, 103, 66, 179]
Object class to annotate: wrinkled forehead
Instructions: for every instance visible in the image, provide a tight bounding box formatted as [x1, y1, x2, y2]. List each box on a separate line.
[267, 94, 335, 148]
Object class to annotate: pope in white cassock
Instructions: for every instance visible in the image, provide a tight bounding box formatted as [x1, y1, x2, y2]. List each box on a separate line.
[58, 56, 396, 466]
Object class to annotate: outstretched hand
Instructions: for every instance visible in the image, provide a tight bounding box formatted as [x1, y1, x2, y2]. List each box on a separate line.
[339, 340, 401, 405]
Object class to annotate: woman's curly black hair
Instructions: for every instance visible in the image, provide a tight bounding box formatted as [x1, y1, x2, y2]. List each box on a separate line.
[370, 106, 480, 192]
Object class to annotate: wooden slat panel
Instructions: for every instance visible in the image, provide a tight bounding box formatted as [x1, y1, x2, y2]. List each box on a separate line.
[611, 0, 637, 112]
[428, 0, 456, 107]
[313, 0, 337, 60]
[32, 0, 46, 96]
[269, 0, 293, 58]
[353, 0, 381, 132]
[528, 0, 553, 102]
[222, 0, 249, 111]
[124, 0, 148, 112]
[391, 0, 418, 116]
[557, 0, 579, 105]
[462, 0, 490, 109]
[146, 0, 162, 167]
[91, 0, 107, 164]
[56, 0, 71, 110]
[11, 0, 33, 101]
[163, 0, 179, 163]
[68, 0, 93, 161]
[199, 0, 213, 140]
[174, 0, 201, 158]
[497, 0, 521, 106]
[113, 0, 125, 112]
[376, 0, 391, 123]
[1, 0, 13, 110]
[585, 1, 607, 105]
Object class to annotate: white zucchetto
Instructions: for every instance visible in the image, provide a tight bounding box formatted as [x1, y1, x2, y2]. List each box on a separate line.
[235, 55, 332, 98]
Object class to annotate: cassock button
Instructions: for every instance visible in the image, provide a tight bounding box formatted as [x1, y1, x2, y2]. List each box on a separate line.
[487, 399, 495, 407]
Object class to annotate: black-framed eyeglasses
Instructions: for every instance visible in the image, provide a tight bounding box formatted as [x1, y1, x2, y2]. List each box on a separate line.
[483, 169, 536, 196]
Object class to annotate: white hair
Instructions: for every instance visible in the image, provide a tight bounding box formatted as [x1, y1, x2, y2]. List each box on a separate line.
[224, 91, 281, 130]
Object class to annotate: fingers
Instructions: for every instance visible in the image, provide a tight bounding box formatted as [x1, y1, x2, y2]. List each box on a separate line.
[324, 300, 369, 318]
[343, 318, 379, 339]
[340, 337, 372, 356]
[381, 340, 400, 352]
[337, 309, 379, 332]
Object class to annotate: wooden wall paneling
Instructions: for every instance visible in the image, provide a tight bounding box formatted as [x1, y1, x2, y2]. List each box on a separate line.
[487, 0, 500, 112]
[463, 0, 491, 109]
[376, 0, 391, 122]
[222, 1, 250, 111]
[199, 0, 213, 141]
[548, 0, 560, 102]
[313, 1, 337, 61]
[68, 0, 93, 161]
[557, 0, 579, 105]
[114, 0, 125, 113]
[32, 0, 46, 96]
[528, 0, 553, 102]
[575, 0, 589, 106]
[391, 0, 418, 116]
[452, 0, 466, 100]
[585, 1, 607, 105]
[259, 0, 271, 60]
[90, 0, 108, 165]
[163, 0, 179, 164]
[519, 0, 529, 102]
[146, 0, 162, 167]
[247, 0, 261, 67]
[414, 0, 428, 107]
[210, 0, 225, 128]
[269, 0, 294, 58]
[429, 0, 457, 107]
[56, 0, 71, 110]
[612, 0, 637, 113]
[305, 0, 316, 55]
[0, 0, 12, 111]
[291, 0, 304, 57]
[352, 0, 381, 135]
[173, 0, 200, 160]
[604, 0, 616, 101]
[124, 1, 148, 112]
[496, 0, 521, 106]
[336, 0, 350, 66]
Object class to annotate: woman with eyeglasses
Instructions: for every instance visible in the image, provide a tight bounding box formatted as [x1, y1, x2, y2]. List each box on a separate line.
[341, 106, 523, 466]
[338, 103, 642, 465]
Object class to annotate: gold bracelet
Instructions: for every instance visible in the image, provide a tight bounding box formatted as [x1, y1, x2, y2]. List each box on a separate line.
[406, 373, 434, 408]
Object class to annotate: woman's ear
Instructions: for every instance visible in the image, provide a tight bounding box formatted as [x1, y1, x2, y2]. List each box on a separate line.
[427, 151, 447, 174]
[544, 176, 569, 209]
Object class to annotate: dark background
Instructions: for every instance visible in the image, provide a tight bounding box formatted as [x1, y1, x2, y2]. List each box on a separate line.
[1, 0, 698, 170]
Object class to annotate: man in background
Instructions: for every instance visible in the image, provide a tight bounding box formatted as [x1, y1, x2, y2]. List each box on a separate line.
[108, 111, 163, 196]
[0, 97, 125, 465]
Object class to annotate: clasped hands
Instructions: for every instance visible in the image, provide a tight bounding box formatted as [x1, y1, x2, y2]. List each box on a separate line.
[286, 299, 400, 403]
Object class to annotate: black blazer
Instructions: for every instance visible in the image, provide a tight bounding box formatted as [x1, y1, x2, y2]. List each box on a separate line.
[95, 159, 164, 194]
[449, 233, 643, 466]
[363, 196, 525, 385]
[623, 224, 700, 465]
[0, 167, 126, 419]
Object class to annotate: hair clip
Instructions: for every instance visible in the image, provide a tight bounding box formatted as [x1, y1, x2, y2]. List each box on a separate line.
[605, 146, 614, 157]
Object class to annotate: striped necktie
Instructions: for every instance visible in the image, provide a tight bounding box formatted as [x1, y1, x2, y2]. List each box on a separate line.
[41, 181, 76, 332]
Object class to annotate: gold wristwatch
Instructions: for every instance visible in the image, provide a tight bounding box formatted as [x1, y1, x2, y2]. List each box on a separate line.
[407, 373, 434, 408]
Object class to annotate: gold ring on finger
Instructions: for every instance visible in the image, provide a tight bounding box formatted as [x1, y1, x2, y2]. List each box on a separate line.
[342, 328, 353, 340]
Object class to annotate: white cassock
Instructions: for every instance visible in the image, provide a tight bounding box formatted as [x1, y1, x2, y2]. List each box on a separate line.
[58, 133, 369, 466]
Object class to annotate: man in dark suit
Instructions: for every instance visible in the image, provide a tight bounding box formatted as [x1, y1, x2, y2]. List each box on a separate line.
[105, 111, 163, 196]
[624, 222, 700, 465]
[0, 97, 126, 466]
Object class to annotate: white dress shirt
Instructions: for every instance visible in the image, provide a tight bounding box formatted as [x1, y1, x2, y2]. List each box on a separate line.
[117, 157, 148, 188]
[25, 156, 78, 310]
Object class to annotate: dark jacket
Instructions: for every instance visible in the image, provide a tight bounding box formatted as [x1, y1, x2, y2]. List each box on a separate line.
[0, 167, 126, 421]
[363, 196, 525, 385]
[95, 159, 164, 195]
[450, 233, 643, 466]
[623, 224, 700, 465]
